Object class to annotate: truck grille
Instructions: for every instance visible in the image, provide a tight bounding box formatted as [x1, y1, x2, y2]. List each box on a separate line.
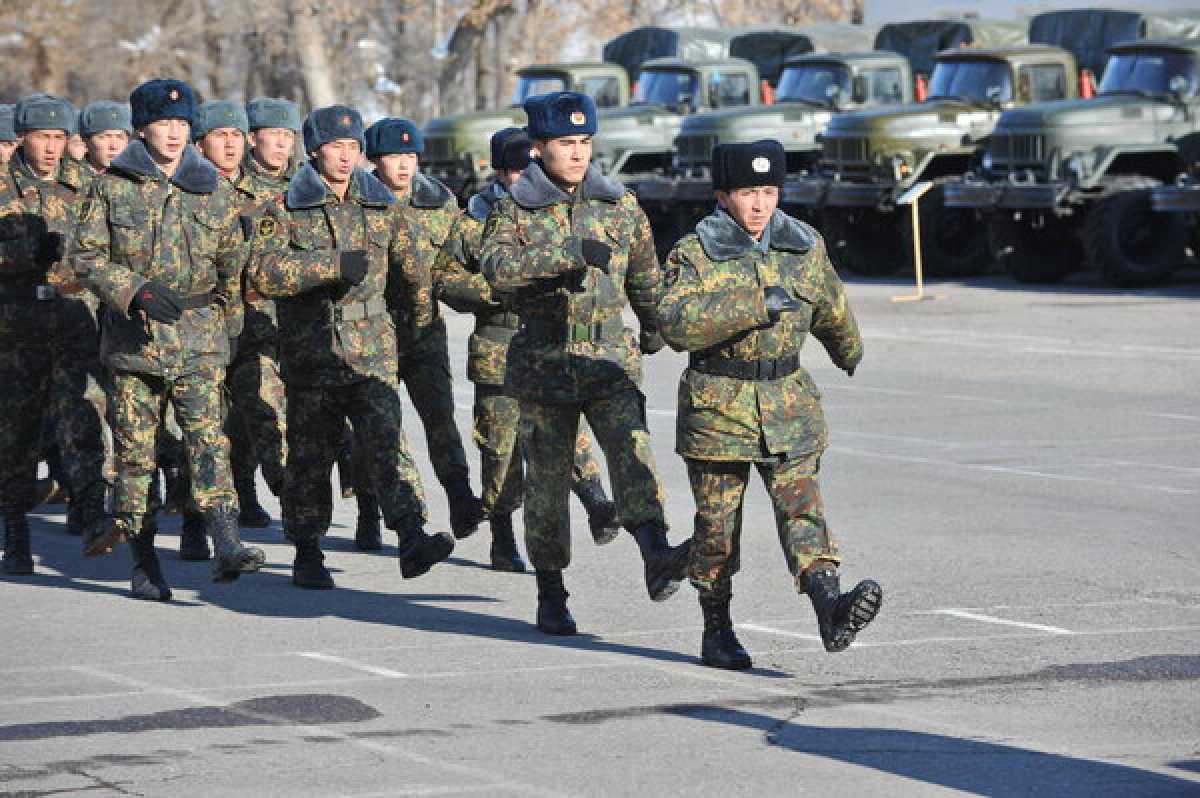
[424, 138, 452, 161]
[822, 136, 869, 166]
[675, 134, 716, 164]
[993, 134, 1044, 166]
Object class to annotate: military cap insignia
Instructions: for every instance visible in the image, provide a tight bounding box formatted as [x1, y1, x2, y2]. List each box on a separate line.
[752, 156, 771, 173]
[257, 217, 277, 237]
[402, 132, 410, 142]
[169, 89, 179, 101]
[570, 111, 586, 126]
[341, 115, 352, 126]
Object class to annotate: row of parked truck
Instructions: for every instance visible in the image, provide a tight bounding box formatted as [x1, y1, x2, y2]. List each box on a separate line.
[423, 11, 1200, 287]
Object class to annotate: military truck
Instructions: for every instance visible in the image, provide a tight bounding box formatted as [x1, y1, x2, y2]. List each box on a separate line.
[788, 19, 1075, 277]
[945, 10, 1200, 286]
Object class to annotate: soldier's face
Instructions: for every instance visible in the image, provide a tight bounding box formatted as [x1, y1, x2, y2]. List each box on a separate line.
[198, 127, 245, 175]
[0, 140, 19, 165]
[717, 186, 779, 239]
[20, 130, 67, 178]
[536, 135, 591, 186]
[67, 133, 87, 161]
[248, 127, 295, 172]
[314, 139, 360, 183]
[140, 118, 190, 165]
[85, 130, 129, 170]
[372, 152, 418, 193]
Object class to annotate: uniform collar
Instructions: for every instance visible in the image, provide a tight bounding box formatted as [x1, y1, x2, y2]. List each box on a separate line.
[405, 171, 454, 209]
[466, 180, 507, 221]
[508, 162, 624, 210]
[109, 139, 219, 194]
[285, 160, 395, 210]
[695, 208, 814, 261]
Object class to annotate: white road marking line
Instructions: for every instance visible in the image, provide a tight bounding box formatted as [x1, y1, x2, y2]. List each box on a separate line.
[71, 666, 568, 798]
[1146, 412, 1200, 423]
[340, 787, 505, 798]
[296, 651, 410, 679]
[737, 623, 823, 642]
[932, 609, 1074, 635]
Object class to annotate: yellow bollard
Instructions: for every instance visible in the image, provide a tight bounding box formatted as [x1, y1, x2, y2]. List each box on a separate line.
[892, 180, 943, 303]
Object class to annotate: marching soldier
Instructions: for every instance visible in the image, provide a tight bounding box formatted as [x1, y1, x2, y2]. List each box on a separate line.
[433, 126, 620, 573]
[78, 101, 132, 175]
[479, 92, 690, 635]
[0, 93, 113, 574]
[359, 117, 484, 546]
[247, 105, 454, 589]
[656, 140, 882, 669]
[72, 79, 266, 599]
[0, 105, 21, 164]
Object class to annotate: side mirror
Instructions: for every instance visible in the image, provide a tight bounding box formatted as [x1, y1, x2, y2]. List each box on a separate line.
[852, 75, 869, 104]
[1169, 75, 1196, 104]
[677, 92, 694, 113]
[825, 83, 843, 109]
[986, 85, 1004, 107]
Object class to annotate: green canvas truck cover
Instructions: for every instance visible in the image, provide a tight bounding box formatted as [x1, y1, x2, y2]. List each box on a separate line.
[1029, 9, 1200, 75]
[602, 27, 734, 80]
[728, 24, 878, 86]
[873, 19, 1028, 76]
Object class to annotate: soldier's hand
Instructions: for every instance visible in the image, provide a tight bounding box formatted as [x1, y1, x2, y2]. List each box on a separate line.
[132, 281, 183, 324]
[639, 326, 665, 355]
[580, 239, 612, 273]
[763, 286, 802, 323]
[339, 250, 369, 286]
[846, 365, 856, 377]
[38, 232, 65, 265]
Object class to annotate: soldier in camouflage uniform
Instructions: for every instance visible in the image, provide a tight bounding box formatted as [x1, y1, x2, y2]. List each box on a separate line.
[434, 127, 619, 573]
[358, 117, 483, 547]
[78, 101, 132, 175]
[247, 105, 454, 589]
[657, 140, 882, 669]
[0, 105, 17, 165]
[0, 93, 113, 575]
[72, 79, 266, 600]
[480, 92, 690, 635]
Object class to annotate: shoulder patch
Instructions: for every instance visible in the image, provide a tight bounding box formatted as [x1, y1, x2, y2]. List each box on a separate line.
[257, 217, 277, 238]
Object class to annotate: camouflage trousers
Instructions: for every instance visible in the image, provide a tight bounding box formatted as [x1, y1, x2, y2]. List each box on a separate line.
[684, 454, 840, 593]
[397, 318, 470, 491]
[473, 385, 604, 517]
[111, 366, 237, 516]
[519, 388, 666, 571]
[226, 338, 287, 496]
[0, 296, 110, 511]
[285, 376, 427, 541]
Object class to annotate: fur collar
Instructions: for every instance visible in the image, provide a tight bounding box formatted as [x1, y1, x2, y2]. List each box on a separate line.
[696, 208, 814, 261]
[286, 161, 395, 210]
[9, 151, 85, 193]
[408, 171, 454, 209]
[509, 162, 625, 210]
[467, 180, 507, 221]
[110, 139, 219, 194]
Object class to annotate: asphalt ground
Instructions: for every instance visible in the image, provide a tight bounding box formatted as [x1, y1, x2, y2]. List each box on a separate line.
[2, 268, 1199, 797]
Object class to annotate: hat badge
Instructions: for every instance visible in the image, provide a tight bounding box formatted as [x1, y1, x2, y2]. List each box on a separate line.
[169, 89, 179, 101]
[751, 156, 771, 174]
[570, 111, 586, 126]
[402, 132, 410, 142]
[341, 115, 351, 126]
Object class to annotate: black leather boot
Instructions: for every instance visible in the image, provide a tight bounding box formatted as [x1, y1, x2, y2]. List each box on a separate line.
[629, 522, 691, 602]
[396, 519, 455, 579]
[573, 477, 619, 545]
[179, 509, 211, 561]
[535, 569, 576, 635]
[354, 490, 382, 551]
[236, 479, 271, 528]
[806, 564, 883, 653]
[206, 507, 266, 582]
[129, 527, 172, 601]
[488, 514, 526, 573]
[447, 480, 484, 540]
[2, 510, 33, 575]
[73, 480, 111, 543]
[65, 501, 82, 536]
[699, 587, 751, 670]
[292, 537, 334, 589]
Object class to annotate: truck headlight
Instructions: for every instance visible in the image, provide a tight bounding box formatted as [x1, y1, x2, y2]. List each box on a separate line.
[981, 152, 994, 172]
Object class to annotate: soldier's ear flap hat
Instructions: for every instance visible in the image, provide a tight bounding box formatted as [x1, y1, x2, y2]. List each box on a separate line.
[490, 126, 533, 171]
[712, 139, 786, 192]
[0, 104, 18, 142]
[79, 101, 133, 137]
[14, 93, 75, 134]
[246, 97, 302, 132]
[130, 79, 198, 129]
[192, 100, 249, 141]
[364, 118, 423, 158]
[303, 105, 365, 154]
[523, 91, 597, 140]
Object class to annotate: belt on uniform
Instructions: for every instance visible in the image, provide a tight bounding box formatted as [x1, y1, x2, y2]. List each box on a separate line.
[333, 297, 388, 322]
[0, 283, 84, 301]
[178, 291, 216, 310]
[521, 316, 625, 343]
[477, 310, 521, 330]
[688, 352, 800, 381]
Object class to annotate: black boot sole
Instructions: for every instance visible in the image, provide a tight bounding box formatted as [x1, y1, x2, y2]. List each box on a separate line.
[490, 549, 527, 573]
[823, 580, 883, 653]
[212, 549, 266, 583]
[646, 539, 692, 602]
[399, 533, 455, 579]
[590, 523, 620, 546]
[536, 610, 577, 636]
[293, 574, 335, 589]
[701, 653, 753, 670]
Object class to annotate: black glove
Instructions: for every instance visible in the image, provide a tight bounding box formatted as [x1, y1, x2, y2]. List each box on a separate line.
[639, 327, 665, 355]
[339, 250, 369, 286]
[38, 232, 65, 265]
[846, 365, 856, 378]
[580, 239, 612, 273]
[132, 280, 183, 324]
[763, 286, 802, 323]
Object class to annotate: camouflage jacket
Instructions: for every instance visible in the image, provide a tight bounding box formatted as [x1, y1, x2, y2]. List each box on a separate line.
[248, 160, 425, 388]
[480, 163, 661, 404]
[390, 171, 458, 351]
[232, 154, 296, 345]
[0, 151, 88, 293]
[657, 209, 862, 462]
[434, 180, 513, 386]
[72, 141, 245, 377]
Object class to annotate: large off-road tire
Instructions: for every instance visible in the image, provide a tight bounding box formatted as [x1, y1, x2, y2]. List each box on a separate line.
[903, 182, 992, 278]
[819, 207, 904, 276]
[1084, 177, 1189, 288]
[988, 211, 1080, 284]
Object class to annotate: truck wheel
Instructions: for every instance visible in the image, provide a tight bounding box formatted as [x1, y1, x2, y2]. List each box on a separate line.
[1084, 180, 1188, 287]
[988, 212, 1078, 284]
[820, 208, 903, 276]
[905, 183, 992, 277]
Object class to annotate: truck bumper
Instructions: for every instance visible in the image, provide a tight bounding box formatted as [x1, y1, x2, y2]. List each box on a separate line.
[944, 180, 1067, 211]
[824, 182, 888, 208]
[1151, 185, 1200, 213]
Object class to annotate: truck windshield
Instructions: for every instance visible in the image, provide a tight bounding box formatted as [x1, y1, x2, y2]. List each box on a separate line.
[633, 69, 698, 110]
[927, 60, 1013, 104]
[777, 64, 850, 105]
[511, 75, 567, 105]
[1099, 51, 1197, 98]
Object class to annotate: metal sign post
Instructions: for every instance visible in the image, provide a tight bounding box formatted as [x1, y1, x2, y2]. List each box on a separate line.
[892, 180, 943, 303]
